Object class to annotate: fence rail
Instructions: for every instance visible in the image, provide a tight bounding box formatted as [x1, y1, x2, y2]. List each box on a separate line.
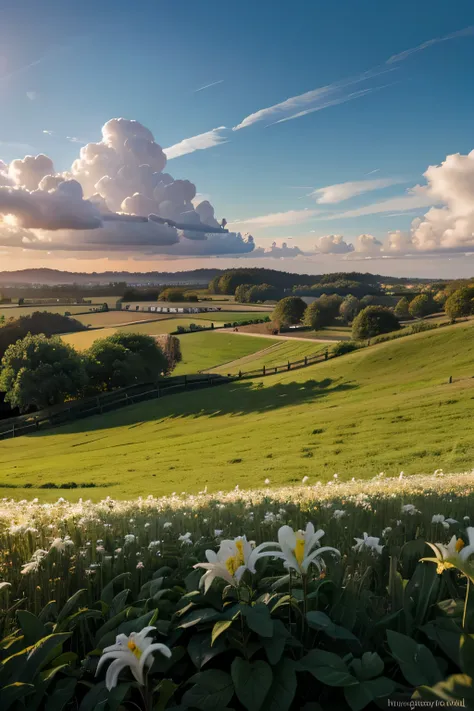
[0, 373, 228, 441]
[229, 349, 329, 380]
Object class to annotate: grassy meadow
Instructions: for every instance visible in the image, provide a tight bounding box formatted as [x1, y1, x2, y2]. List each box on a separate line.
[1, 320, 473, 501]
[172, 331, 279, 374]
[209, 339, 328, 374]
[73, 311, 171, 328]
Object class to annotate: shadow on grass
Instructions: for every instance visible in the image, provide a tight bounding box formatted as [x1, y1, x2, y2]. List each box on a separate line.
[36, 377, 358, 438]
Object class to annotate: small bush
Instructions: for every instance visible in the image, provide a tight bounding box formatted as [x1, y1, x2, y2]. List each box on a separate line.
[332, 341, 359, 356]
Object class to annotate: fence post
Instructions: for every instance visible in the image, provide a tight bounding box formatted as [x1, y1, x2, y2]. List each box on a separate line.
[97, 396, 103, 414]
[12, 423, 15, 438]
[325, 350, 328, 360]
[262, 365, 266, 376]
[287, 361, 290, 371]
[239, 370, 242, 379]
[449, 375, 453, 384]
[304, 356, 308, 366]
[184, 375, 188, 389]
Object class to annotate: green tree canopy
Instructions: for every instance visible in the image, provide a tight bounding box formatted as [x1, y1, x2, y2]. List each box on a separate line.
[272, 297, 306, 327]
[339, 295, 361, 324]
[303, 303, 323, 330]
[444, 286, 474, 321]
[394, 296, 411, 319]
[352, 306, 400, 340]
[408, 293, 435, 319]
[0, 334, 87, 412]
[0, 311, 86, 360]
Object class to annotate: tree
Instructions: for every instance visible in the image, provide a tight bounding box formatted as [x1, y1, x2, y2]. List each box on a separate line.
[0, 311, 87, 361]
[0, 334, 87, 412]
[160, 288, 185, 302]
[247, 284, 279, 303]
[303, 303, 323, 330]
[272, 297, 306, 327]
[156, 335, 182, 375]
[234, 284, 253, 303]
[444, 286, 474, 321]
[352, 306, 400, 340]
[394, 296, 411, 319]
[208, 276, 221, 294]
[408, 293, 435, 319]
[433, 290, 447, 308]
[339, 295, 361, 324]
[86, 341, 143, 392]
[106, 333, 168, 379]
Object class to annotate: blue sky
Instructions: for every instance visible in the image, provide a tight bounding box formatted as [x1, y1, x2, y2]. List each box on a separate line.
[1, 0, 474, 276]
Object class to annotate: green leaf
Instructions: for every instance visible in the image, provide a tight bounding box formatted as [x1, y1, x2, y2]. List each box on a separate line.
[154, 679, 178, 711]
[78, 680, 109, 711]
[182, 670, 234, 711]
[1, 682, 35, 710]
[262, 657, 297, 711]
[56, 589, 86, 623]
[415, 673, 474, 704]
[0, 582, 11, 593]
[178, 607, 221, 629]
[109, 589, 130, 617]
[16, 610, 47, 645]
[211, 620, 234, 646]
[188, 632, 226, 669]
[101, 573, 132, 606]
[231, 658, 272, 711]
[22, 633, 71, 681]
[261, 619, 290, 665]
[55, 608, 103, 633]
[242, 603, 273, 638]
[460, 633, 474, 677]
[308, 666, 358, 688]
[117, 609, 158, 637]
[306, 611, 359, 641]
[437, 598, 465, 618]
[300, 649, 349, 673]
[350, 652, 384, 681]
[343, 682, 373, 711]
[44, 677, 77, 711]
[387, 629, 443, 686]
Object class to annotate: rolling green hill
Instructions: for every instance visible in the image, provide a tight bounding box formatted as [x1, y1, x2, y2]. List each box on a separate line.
[172, 331, 280, 374]
[209, 339, 328, 375]
[1, 321, 473, 501]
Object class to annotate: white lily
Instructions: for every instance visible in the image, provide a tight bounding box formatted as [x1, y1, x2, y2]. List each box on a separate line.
[96, 627, 171, 691]
[269, 523, 340, 574]
[193, 535, 275, 592]
[353, 533, 383, 555]
[424, 528, 474, 575]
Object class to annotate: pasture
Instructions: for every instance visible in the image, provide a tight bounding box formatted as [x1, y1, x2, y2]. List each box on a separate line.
[1, 320, 473, 501]
[73, 311, 171, 328]
[172, 331, 279, 374]
[209, 339, 328, 374]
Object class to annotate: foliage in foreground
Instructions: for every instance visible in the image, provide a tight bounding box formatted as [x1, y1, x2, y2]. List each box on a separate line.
[2, 472, 474, 709]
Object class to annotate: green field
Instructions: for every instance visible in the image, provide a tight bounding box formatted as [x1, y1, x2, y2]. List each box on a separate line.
[188, 311, 271, 323]
[209, 339, 328, 374]
[172, 331, 279, 374]
[61, 318, 222, 349]
[2, 320, 474, 500]
[73, 311, 170, 328]
[0, 304, 95, 320]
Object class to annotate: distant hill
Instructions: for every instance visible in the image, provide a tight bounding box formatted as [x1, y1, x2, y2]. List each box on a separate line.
[0, 267, 436, 287]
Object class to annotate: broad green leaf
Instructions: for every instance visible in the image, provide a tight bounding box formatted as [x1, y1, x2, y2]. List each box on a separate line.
[460, 633, 474, 677]
[299, 649, 349, 674]
[231, 658, 272, 711]
[211, 620, 233, 646]
[350, 652, 384, 681]
[306, 611, 359, 641]
[16, 610, 47, 645]
[261, 619, 290, 665]
[308, 665, 358, 688]
[117, 609, 158, 636]
[57, 589, 86, 623]
[109, 589, 130, 617]
[242, 603, 273, 638]
[1, 682, 35, 710]
[78, 680, 109, 711]
[182, 669, 234, 711]
[262, 657, 297, 711]
[188, 632, 226, 669]
[23, 633, 71, 680]
[154, 679, 179, 711]
[100, 573, 132, 606]
[421, 618, 461, 667]
[0, 582, 11, 593]
[343, 682, 373, 711]
[387, 630, 442, 686]
[44, 677, 77, 711]
[178, 607, 221, 629]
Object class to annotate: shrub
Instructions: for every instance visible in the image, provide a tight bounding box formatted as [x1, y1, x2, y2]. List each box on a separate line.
[394, 296, 411, 319]
[0, 311, 87, 360]
[339, 295, 361, 324]
[303, 303, 323, 330]
[352, 306, 400, 340]
[0, 334, 87, 412]
[332, 341, 359, 356]
[408, 293, 436, 319]
[444, 286, 474, 321]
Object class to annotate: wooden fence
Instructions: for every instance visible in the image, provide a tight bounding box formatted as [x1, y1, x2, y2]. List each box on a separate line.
[231, 349, 329, 380]
[0, 373, 228, 441]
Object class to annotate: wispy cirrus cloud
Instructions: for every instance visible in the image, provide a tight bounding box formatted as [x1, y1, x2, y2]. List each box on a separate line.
[194, 79, 224, 93]
[318, 186, 434, 220]
[311, 177, 406, 204]
[228, 209, 319, 229]
[164, 126, 228, 159]
[387, 25, 474, 64]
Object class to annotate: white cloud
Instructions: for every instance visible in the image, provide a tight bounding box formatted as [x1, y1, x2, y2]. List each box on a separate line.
[42, 130, 54, 136]
[315, 234, 354, 254]
[245, 241, 305, 259]
[323, 186, 434, 219]
[26, 91, 37, 101]
[164, 127, 228, 160]
[311, 177, 405, 204]
[232, 67, 393, 131]
[194, 79, 224, 93]
[387, 25, 474, 64]
[228, 209, 319, 229]
[354, 234, 383, 254]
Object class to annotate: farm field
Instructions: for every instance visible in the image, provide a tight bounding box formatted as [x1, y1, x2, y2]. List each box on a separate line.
[209, 339, 328, 374]
[186, 310, 271, 323]
[73, 311, 171, 328]
[0, 304, 95, 319]
[2, 320, 474, 501]
[172, 331, 279, 374]
[121, 300, 273, 312]
[61, 317, 221, 349]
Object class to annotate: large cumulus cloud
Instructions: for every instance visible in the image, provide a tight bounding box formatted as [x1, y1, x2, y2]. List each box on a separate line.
[0, 118, 254, 257]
